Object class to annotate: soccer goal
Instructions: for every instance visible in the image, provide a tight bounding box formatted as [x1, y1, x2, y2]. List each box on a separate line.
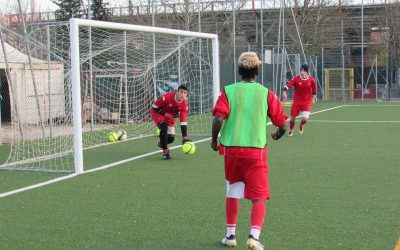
[0, 19, 219, 173]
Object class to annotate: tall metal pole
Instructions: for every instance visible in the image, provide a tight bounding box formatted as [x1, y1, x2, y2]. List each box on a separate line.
[289, 3, 307, 64]
[198, 0, 201, 32]
[89, 27, 94, 130]
[261, 0, 264, 85]
[321, 47, 324, 100]
[178, 37, 181, 83]
[17, 0, 45, 136]
[198, 0, 203, 113]
[375, 54, 378, 101]
[386, 43, 389, 100]
[47, 26, 53, 137]
[275, 0, 283, 97]
[280, 0, 285, 92]
[87, 0, 91, 19]
[341, 18, 345, 102]
[123, 32, 129, 124]
[233, 0, 237, 82]
[361, 0, 364, 101]
[152, 0, 157, 100]
[272, 47, 275, 92]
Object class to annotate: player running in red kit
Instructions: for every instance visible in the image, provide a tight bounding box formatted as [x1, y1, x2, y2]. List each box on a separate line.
[282, 64, 317, 136]
[211, 52, 287, 250]
[151, 85, 191, 160]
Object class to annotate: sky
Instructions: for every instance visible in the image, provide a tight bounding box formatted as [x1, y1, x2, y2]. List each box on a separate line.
[0, 0, 129, 14]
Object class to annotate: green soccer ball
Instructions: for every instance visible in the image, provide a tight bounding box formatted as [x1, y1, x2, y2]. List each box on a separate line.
[107, 132, 119, 142]
[182, 142, 196, 155]
[156, 128, 160, 136]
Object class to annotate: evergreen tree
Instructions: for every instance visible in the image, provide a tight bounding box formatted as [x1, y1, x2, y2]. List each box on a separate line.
[52, 0, 84, 21]
[91, 0, 110, 21]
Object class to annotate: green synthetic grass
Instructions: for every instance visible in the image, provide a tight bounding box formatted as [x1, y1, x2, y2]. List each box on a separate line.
[0, 102, 399, 249]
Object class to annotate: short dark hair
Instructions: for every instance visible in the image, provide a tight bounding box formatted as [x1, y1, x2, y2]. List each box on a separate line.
[300, 64, 309, 73]
[238, 66, 259, 78]
[178, 84, 189, 92]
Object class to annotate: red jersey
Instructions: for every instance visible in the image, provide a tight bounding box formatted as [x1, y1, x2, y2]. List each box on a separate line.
[152, 92, 188, 124]
[212, 88, 288, 159]
[286, 75, 317, 104]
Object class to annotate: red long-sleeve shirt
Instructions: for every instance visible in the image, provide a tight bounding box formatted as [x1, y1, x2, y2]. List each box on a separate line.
[286, 75, 317, 104]
[152, 92, 188, 124]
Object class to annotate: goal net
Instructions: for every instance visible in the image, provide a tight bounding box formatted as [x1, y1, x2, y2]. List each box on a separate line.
[0, 19, 219, 173]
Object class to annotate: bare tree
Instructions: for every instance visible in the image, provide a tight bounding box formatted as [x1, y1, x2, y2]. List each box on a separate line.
[283, 0, 340, 54]
[383, 1, 400, 70]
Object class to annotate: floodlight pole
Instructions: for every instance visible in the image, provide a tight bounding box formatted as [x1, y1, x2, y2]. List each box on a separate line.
[261, 0, 264, 85]
[123, 31, 129, 124]
[47, 26, 53, 137]
[198, 0, 203, 113]
[87, 0, 91, 19]
[152, 0, 157, 101]
[361, 0, 364, 101]
[233, 0, 236, 82]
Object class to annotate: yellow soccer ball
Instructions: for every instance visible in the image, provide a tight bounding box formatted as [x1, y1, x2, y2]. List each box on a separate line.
[156, 128, 160, 136]
[182, 142, 196, 155]
[107, 132, 119, 142]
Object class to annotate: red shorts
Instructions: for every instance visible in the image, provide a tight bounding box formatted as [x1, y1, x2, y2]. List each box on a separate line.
[290, 102, 311, 117]
[224, 156, 269, 200]
[150, 109, 174, 127]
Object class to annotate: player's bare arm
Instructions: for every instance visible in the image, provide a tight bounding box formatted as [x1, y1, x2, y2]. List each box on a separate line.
[282, 86, 288, 100]
[211, 116, 224, 151]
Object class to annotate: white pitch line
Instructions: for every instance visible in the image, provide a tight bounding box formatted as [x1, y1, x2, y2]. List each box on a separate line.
[0, 138, 211, 198]
[0, 174, 79, 198]
[311, 120, 400, 123]
[310, 105, 346, 115]
[343, 104, 400, 107]
[0, 105, 346, 198]
[84, 137, 212, 174]
[267, 105, 346, 125]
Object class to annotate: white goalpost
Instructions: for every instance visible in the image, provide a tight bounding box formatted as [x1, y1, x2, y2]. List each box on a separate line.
[0, 19, 219, 173]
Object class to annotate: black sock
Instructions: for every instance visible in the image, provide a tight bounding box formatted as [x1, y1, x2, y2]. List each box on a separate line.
[159, 122, 168, 149]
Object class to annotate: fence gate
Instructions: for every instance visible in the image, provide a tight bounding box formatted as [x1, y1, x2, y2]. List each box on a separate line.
[324, 68, 354, 101]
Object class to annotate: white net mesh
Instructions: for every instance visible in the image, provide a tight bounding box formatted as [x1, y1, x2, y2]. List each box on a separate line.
[0, 20, 217, 172]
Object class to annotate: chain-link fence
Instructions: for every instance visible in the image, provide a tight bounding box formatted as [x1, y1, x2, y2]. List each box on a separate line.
[219, 43, 400, 101]
[3, 1, 400, 106]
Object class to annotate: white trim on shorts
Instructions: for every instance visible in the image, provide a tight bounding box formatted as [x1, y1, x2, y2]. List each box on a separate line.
[300, 111, 310, 118]
[225, 180, 244, 199]
[167, 126, 175, 135]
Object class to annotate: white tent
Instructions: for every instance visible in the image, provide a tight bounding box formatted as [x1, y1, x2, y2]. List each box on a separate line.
[0, 41, 65, 125]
